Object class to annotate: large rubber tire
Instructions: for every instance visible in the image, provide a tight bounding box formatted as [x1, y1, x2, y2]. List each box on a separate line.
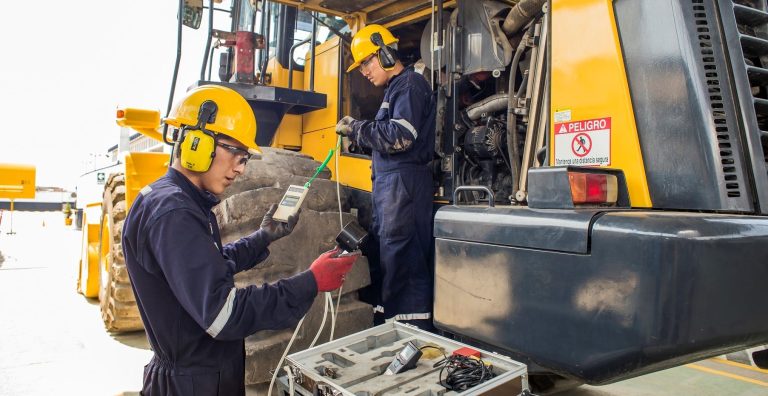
[528, 373, 583, 395]
[98, 173, 143, 332]
[214, 147, 374, 386]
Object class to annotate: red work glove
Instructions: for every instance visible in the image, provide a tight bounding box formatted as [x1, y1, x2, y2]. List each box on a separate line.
[309, 248, 358, 292]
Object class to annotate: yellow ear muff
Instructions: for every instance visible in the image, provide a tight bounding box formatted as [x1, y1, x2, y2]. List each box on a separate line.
[179, 129, 216, 172]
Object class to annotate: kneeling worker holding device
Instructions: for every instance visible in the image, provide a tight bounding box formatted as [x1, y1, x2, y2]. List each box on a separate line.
[122, 85, 358, 396]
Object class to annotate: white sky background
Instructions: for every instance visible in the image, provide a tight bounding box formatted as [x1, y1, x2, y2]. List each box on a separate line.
[0, 1, 231, 189]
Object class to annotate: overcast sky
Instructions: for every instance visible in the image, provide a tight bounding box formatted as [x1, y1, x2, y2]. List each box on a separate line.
[1, 1, 225, 188]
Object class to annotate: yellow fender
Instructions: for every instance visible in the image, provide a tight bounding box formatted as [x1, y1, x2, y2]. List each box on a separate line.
[77, 203, 102, 297]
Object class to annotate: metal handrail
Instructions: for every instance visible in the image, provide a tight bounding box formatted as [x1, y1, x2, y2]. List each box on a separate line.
[287, 38, 312, 89]
[453, 186, 495, 207]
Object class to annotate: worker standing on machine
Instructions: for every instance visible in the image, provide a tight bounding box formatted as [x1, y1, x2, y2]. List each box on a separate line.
[122, 85, 358, 396]
[336, 24, 436, 331]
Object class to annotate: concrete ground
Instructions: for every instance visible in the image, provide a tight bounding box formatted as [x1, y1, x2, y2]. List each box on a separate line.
[0, 211, 766, 395]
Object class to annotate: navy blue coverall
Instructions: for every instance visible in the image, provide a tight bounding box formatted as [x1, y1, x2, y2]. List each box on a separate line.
[122, 168, 317, 395]
[348, 66, 435, 327]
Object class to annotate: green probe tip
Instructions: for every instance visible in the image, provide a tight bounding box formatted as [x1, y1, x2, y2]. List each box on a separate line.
[304, 147, 337, 188]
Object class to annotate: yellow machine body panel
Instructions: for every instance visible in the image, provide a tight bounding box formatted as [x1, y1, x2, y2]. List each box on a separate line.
[77, 202, 102, 297]
[116, 108, 163, 143]
[77, 153, 166, 298]
[550, 0, 652, 208]
[123, 152, 170, 210]
[0, 163, 36, 199]
[303, 38, 342, 134]
[266, 57, 304, 150]
[297, 36, 374, 192]
[302, 129, 374, 192]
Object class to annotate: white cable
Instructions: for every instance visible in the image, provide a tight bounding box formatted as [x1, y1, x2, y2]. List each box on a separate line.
[330, 283, 343, 341]
[331, 135, 347, 343]
[285, 365, 295, 395]
[309, 292, 331, 348]
[328, 288, 336, 339]
[268, 315, 305, 396]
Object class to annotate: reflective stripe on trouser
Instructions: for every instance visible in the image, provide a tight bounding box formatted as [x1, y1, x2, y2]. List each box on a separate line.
[385, 313, 431, 321]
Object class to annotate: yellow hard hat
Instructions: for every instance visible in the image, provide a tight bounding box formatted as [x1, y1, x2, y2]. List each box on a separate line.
[347, 24, 399, 73]
[165, 85, 261, 154]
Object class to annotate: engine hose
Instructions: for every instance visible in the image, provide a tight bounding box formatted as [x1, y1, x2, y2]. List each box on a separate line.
[465, 93, 509, 121]
[502, 0, 546, 36]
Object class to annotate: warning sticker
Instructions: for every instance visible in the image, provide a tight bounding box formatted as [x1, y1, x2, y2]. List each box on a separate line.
[554, 117, 611, 166]
[554, 109, 572, 123]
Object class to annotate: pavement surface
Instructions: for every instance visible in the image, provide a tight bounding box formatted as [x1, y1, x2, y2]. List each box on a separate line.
[0, 211, 151, 396]
[1, 210, 767, 396]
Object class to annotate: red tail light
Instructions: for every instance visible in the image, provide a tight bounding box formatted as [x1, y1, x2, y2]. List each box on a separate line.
[568, 172, 618, 204]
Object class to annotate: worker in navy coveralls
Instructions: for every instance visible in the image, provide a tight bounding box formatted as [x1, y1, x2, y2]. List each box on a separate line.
[336, 24, 436, 331]
[122, 85, 357, 395]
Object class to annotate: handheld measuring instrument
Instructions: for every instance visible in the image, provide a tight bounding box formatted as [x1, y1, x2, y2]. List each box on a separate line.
[384, 341, 422, 375]
[273, 185, 309, 222]
[273, 145, 337, 223]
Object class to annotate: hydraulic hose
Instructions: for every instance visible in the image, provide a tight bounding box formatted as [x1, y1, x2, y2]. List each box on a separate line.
[505, 22, 537, 200]
[506, 38, 526, 197]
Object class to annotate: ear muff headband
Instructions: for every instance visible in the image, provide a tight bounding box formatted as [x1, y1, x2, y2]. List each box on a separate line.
[370, 32, 396, 70]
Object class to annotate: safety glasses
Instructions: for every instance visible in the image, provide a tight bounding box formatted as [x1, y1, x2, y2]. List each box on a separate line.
[216, 141, 252, 166]
[359, 54, 377, 73]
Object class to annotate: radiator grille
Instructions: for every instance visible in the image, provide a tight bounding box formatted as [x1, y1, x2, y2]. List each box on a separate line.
[694, 0, 744, 197]
[725, 0, 768, 210]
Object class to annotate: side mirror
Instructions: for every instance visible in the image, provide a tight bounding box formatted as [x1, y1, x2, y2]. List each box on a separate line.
[181, 0, 203, 29]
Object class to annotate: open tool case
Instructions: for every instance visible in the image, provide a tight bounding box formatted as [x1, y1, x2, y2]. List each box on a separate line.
[278, 322, 529, 395]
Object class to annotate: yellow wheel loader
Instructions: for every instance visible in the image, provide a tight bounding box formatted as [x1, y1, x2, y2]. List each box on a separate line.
[76, 109, 171, 331]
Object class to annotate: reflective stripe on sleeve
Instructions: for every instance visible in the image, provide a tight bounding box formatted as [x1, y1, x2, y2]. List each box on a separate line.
[380, 102, 389, 109]
[140, 185, 153, 196]
[206, 287, 236, 338]
[392, 119, 418, 140]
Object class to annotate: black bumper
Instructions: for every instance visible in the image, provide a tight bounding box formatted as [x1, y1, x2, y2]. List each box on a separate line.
[433, 206, 768, 384]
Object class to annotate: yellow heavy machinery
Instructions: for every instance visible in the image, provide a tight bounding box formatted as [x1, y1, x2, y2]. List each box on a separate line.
[76, 110, 169, 331]
[0, 164, 35, 235]
[82, 0, 768, 392]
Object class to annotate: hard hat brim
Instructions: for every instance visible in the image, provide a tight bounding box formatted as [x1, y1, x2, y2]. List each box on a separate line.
[346, 61, 362, 73]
